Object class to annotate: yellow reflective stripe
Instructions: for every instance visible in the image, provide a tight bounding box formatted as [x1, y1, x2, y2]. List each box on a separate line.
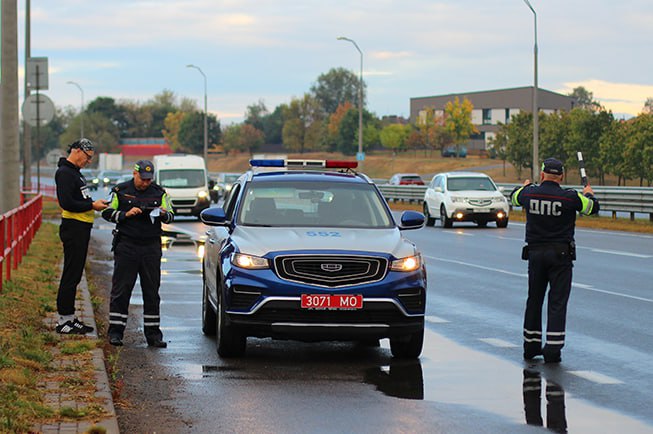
[62, 209, 95, 223]
[511, 186, 526, 206]
[162, 193, 173, 214]
[110, 193, 119, 209]
[578, 193, 593, 215]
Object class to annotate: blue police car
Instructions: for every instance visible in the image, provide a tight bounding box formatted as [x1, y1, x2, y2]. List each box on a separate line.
[200, 159, 427, 358]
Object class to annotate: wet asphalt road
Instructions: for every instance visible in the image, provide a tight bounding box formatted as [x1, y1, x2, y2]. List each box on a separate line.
[90, 203, 653, 434]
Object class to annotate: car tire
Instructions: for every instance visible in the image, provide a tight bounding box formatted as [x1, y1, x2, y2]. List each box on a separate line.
[216, 287, 246, 358]
[390, 326, 424, 359]
[423, 203, 435, 226]
[496, 218, 509, 228]
[477, 221, 488, 228]
[440, 205, 453, 228]
[201, 276, 216, 336]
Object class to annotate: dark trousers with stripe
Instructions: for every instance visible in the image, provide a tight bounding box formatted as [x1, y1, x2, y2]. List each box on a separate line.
[108, 238, 163, 342]
[57, 219, 92, 316]
[523, 246, 573, 354]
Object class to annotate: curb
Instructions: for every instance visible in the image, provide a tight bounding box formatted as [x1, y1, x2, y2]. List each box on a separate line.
[36, 272, 120, 434]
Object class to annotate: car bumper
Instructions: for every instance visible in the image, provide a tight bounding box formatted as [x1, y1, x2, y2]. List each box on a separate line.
[170, 197, 211, 216]
[448, 207, 509, 222]
[221, 267, 426, 341]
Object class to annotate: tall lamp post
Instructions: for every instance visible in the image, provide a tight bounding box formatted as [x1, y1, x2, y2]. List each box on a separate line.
[186, 64, 208, 162]
[337, 36, 364, 167]
[66, 81, 84, 138]
[522, 0, 539, 181]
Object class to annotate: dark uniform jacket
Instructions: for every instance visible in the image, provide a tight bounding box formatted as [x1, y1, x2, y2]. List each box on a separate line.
[55, 157, 95, 224]
[510, 180, 600, 245]
[102, 179, 174, 241]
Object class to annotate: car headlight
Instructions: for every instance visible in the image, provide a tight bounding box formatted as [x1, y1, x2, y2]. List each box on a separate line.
[232, 253, 269, 269]
[493, 196, 508, 203]
[92, 179, 99, 184]
[390, 254, 422, 272]
[103, 177, 110, 183]
[198, 190, 209, 199]
[450, 196, 465, 203]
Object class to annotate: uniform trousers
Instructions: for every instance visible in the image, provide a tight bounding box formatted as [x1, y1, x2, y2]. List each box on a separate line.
[57, 218, 92, 316]
[108, 238, 163, 342]
[523, 245, 573, 354]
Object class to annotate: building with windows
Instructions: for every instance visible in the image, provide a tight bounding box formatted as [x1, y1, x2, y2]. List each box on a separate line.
[410, 86, 577, 155]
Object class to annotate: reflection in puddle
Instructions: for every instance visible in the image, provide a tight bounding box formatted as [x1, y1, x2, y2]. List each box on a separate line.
[179, 364, 243, 380]
[523, 369, 567, 433]
[364, 360, 424, 400]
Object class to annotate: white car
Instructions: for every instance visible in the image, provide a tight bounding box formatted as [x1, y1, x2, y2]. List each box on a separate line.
[423, 172, 509, 228]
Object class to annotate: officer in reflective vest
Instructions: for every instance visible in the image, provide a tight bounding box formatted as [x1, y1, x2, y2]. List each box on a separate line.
[510, 158, 599, 363]
[102, 160, 174, 348]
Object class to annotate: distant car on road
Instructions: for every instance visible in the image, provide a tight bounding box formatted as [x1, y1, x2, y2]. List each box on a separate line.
[388, 173, 425, 186]
[423, 171, 509, 228]
[80, 169, 99, 191]
[210, 172, 242, 202]
[441, 146, 467, 158]
[98, 170, 124, 188]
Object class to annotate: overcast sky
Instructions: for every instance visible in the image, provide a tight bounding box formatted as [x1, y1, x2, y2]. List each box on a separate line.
[19, 0, 653, 125]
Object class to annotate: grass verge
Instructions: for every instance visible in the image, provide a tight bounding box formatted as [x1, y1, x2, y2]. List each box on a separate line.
[0, 200, 108, 432]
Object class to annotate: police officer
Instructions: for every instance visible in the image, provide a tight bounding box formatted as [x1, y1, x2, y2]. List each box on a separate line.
[510, 158, 599, 363]
[102, 160, 173, 347]
[55, 138, 108, 334]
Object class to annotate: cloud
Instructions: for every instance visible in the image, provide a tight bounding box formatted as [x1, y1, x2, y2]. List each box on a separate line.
[559, 80, 653, 116]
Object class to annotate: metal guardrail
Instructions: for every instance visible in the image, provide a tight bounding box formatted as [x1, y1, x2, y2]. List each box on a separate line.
[376, 183, 653, 221]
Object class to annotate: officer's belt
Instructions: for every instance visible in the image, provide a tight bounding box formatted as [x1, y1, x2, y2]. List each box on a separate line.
[527, 242, 569, 250]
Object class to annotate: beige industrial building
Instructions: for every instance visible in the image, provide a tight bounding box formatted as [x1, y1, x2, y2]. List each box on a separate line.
[410, 86, 577, 154]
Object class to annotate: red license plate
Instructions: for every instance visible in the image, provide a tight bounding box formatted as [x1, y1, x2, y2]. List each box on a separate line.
[301, 294, 363, 310]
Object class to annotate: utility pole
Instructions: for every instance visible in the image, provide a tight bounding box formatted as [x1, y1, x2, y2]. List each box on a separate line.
[22, 0, 32, 191]
[1, 0, 20, 213]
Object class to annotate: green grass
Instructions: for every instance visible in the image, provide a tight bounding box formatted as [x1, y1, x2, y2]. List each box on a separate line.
[0, 221, 107, 432]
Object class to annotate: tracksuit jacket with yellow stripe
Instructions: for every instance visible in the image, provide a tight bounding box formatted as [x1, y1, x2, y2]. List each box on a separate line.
[55, 158, 95, 223]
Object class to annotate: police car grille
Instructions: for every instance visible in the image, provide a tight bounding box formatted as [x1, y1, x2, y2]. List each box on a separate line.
[468, 198, 492, 207]
[274, 255, 388, 287]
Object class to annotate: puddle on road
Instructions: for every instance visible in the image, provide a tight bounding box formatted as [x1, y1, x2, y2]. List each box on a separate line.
[176, 364, 243, 380]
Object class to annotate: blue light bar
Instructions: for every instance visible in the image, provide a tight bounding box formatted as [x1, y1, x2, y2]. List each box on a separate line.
[249, 159, 285, 167]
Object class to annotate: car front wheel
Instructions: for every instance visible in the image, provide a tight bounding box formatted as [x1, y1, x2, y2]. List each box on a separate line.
[390, 327, 424, 359]
[201, 275, 216, 336]
[216, 287, 246, 358]
[440, 205, 453, 228]
[423, 203, 435, 226]
[496, 218, 509, 228]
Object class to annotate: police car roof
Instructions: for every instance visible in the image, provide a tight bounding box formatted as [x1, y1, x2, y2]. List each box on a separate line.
[250, 170, 369, 184]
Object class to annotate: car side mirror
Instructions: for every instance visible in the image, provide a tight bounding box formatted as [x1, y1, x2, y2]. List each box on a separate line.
[200, 207, 228, 226]
[434, 186, 443, 193]
[399, 211, 425, 230]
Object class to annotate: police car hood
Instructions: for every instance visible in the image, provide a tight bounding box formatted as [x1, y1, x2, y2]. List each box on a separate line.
[232, 226, 416, 259]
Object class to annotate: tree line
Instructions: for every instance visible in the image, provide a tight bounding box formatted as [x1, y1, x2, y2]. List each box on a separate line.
[26, 70, 653, 186]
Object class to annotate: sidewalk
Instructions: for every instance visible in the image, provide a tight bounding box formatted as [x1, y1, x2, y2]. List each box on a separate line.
[35, 273, 119, 434]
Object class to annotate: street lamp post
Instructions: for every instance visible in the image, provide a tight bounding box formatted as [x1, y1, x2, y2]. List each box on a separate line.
[66, 81, 84, 138]
[523, 0, 539, 181]
[337, 36, 364, 167]
[186, 64, 208, 162]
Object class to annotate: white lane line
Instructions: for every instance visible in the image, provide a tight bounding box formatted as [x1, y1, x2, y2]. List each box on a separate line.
[588, 248, 652, 259]
[569, 370, 624, 385]
[479, 338, 518, 348]
[440, 230, 474, 237]
[425, 315, 450, 324]
[425, 255, 653, 303]
[425, 255, 528, 278]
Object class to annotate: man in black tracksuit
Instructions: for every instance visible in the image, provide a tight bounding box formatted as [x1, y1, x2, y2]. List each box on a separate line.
[510, 158, 599, 363]
[55, 139, 108, 334]
[102, 160, 173, 347]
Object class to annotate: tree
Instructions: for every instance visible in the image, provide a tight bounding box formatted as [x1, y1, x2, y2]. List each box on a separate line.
[643, 97, 653, 114]
[310, 67, 366, 115]
[27, 106, 74, 160]
[60, 111, 121, 153]
[261, 105, 284, 144]
[281, 94, 324, 153]
[379, 123, 411, 153]
[87, 96, 129, 136]
[415, 107, 451, 156]
[565, 108, 613, 183]
[598, 119, 628, 185]
[568, 86, 602, 112]
[335, 108, 377, 155]
[500, 111, 533, 178]
[244, 100, 268, 132]
[326, 102, 353, 152]
[222, 123, 265, 155]
[623, 113, 653, 186]
[539, 111, 571, 169]
[162, 112, 187, 152]
[444, 97, 477, 157]
[178, 111, 221, 154]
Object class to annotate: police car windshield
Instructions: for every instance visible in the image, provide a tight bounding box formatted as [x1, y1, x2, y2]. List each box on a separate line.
[238, 181, 393, 228]
[447, 177, 496, 192]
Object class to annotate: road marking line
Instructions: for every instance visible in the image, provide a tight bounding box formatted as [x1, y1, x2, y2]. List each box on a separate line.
[589, 248, 652, 258]
[479, 338, 518, 348]
[425, 315, 450, 324]
[425, 256, 528, 278]
[569, 370, 623, 385]
[426, 256, 653, 303]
